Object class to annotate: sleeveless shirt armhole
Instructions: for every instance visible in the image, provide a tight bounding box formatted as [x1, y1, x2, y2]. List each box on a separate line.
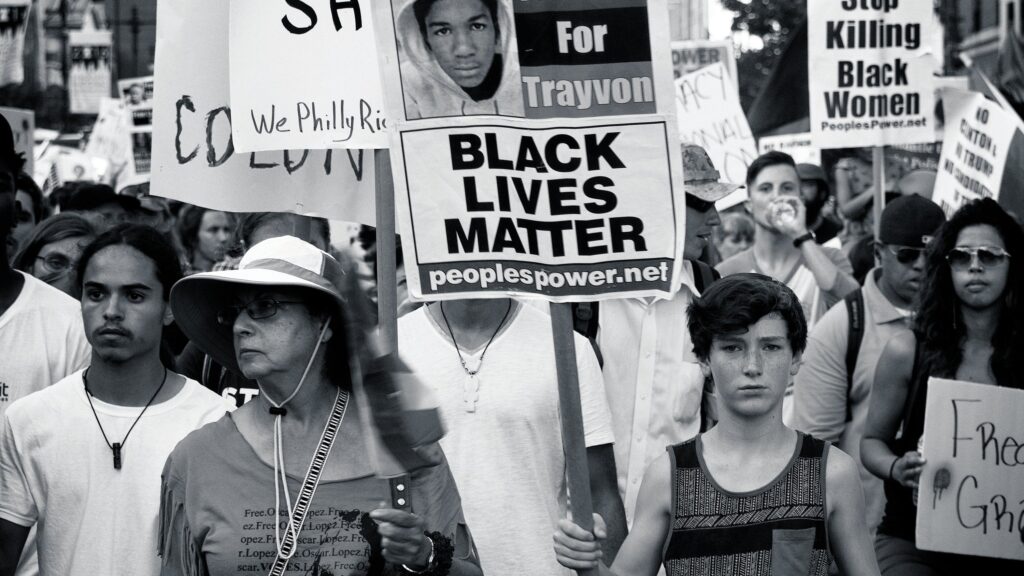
[662, 443, 681, 563]
[819, 440, 833, 562]
[159, 473, 205, 576]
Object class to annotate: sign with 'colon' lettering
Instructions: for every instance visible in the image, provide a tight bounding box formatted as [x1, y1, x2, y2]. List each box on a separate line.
[916, 378, 1024, 561]
[808, 0, 937, 149]
[373, 0, 684, 301]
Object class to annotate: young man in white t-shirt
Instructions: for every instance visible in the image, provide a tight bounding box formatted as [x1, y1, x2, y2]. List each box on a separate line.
[398, 298, 626, 576]
[0, 225, 225, 576]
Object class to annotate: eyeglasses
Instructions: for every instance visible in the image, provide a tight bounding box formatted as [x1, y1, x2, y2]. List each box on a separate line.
[886, 245, 926, 264]
[685, 193, 717, 213]
[36, 254, 76, 273]
[215, 298, 304, 326]
[945, 246, 1012, 270]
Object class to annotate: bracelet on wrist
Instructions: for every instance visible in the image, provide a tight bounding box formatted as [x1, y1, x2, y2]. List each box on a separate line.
[888, 456, 899, 481]
[402, 531, 453, 576]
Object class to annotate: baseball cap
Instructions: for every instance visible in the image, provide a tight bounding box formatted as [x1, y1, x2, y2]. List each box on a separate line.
[879, 194, 946, 247]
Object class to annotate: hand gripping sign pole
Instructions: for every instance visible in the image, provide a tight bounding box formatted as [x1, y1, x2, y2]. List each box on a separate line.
[551, 303, 599, 576]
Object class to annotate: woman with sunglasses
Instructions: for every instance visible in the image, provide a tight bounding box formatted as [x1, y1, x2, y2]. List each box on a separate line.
[861, 198, 1023, 575]
[12, 213, 97, 297]
[162, 236, 481, 576]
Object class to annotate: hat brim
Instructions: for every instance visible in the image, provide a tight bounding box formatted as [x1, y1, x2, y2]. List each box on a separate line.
[170, 269, 347, 376]
[685, 181, 744, 203]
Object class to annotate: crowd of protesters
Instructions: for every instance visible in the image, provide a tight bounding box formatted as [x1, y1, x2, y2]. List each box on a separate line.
[1, 105, 1022, 576]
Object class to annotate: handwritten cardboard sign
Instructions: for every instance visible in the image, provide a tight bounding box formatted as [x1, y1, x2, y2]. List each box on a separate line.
[228, 0, 388, 151]
[373, 0, 685, 300]
[808, 0, 936, 148]
[670, 39, 736, 84]
[917, 378, 1024, 561]
[675, 62, 756, 188]
[152, 0, 375, 224]
[932, 90, 1021, 217]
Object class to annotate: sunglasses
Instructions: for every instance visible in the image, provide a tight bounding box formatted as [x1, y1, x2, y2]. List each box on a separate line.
[945, 246, 1012, 270]
[686, 193, 716, 213]
[215, 298, 304, 326]
[885, 245, 926, 264]
[36, 254, 76, 273]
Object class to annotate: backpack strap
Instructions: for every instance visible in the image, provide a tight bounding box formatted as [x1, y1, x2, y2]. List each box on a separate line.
[571, 302, 604, 368]
[843, 289, 865, 422]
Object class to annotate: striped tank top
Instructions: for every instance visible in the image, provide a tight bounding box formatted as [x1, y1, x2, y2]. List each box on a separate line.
[663, 432, 832, 576]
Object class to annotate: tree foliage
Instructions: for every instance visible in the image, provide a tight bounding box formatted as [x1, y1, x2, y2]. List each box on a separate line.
[720, 0, 806, 111]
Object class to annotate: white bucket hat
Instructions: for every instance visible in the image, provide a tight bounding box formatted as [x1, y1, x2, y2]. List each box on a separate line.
[170, 235, 370, 376]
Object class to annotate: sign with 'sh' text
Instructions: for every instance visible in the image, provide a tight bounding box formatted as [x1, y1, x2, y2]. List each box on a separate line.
[917, 378, 1024, 561]
[228, 0, 388, 151]
[152, 0, 375, 224]
[808, 0, 936, 148]
[374, 0, 684, 301]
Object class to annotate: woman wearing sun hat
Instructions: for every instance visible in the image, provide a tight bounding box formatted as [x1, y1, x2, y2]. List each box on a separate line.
[160, 235, 481, 576]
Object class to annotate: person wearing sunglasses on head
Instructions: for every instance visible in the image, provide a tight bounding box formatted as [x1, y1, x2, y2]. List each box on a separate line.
[861, 198, 1024, 575]
[12, 213, 97, 298]
[792, 195, 946, 539]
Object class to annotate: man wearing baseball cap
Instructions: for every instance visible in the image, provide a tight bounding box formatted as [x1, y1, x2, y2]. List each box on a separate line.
[797, 163, 844, 246]
[597, 144, 740, 526]
[792, 194, 947, 536]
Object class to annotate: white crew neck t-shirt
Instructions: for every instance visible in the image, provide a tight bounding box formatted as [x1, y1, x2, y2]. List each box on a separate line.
[0, 371, 225, 576]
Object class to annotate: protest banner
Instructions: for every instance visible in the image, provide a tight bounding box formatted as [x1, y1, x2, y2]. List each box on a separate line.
[373, 0, 685, 301]
[758, 132, 821, 166]
[0, 106, 33, 173]
[932, 90, 1020, 217]
[0, 0, 31, 86]
[670, 39, 737, 84]
[68, 30, 112, 115]
[151, 0, 375, 224]
[118, 76, 154, 128]
[808, 0, 936, 148]
[675, 62, 756, 190]
[917, 378, 1024, 561]
[227, 0, 388, 152]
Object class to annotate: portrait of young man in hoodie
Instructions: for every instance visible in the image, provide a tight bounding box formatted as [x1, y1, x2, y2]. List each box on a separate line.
[397, 0, 525, 119]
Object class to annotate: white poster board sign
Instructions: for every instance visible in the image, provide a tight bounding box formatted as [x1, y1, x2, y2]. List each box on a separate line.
[228, 0, 388, 152]
[373, 0, 686, 301]
[0, 106, 34, 173]
[759, 132, 821, 166]
[670, 39, 737, 84]
[917, 378, 1024, 561]
[932, 90, 1020, 217]
[0, 0, 31, 86]
[151, 0, 375, 224]
[808, 0, 936, 148]
[675, 62, 756, 188]
[118, 75, 154, 128]
[68, 30, 112, 115]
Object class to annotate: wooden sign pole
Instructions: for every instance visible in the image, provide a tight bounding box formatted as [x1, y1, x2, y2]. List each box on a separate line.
[550, 302, 598, 576]
[872, 146, 885, 242]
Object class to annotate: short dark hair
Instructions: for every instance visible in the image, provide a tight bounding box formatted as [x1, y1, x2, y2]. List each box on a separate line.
[77, 224, 183, 301]
[15, 173, 46, 223]
[413, 0, 499, 39]
[688, 273, 807, 361]
[236, 212, 331, 252]
[746, 151, 797, 188]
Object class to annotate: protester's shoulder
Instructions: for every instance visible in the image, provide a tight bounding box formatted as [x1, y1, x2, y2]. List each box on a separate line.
[165, 416, 234, 474]
[179, 377, 230, 413]
[808, 293, 851, 343]
[715, 249, 754, 276]
[883, 329, 918, 360]
[822, 442, 860, 494]
[5, 370, 83, 422]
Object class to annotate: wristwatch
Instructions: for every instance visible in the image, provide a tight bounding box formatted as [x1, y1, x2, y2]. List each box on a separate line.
[792, 231, 816, 248]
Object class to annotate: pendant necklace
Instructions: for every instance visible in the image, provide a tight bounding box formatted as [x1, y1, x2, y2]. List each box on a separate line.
[439, 300, 512, 412]
[83, 367, 168, 470]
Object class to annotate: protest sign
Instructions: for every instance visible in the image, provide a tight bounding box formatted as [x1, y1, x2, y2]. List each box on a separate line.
[68, 30, 112, 115]
[670, 39, 737, 84]
[932, 90, 1020, 217]
[373, 0, 685, 300]
[0, 1, 31, 86]
[151, 0, 375, 224]
[0, 106, 33, 173]
[85, 98, 130, 168]
[227, 0, 388, 152]
[675, 62, 756, 188]
[118, 76, 154, 127]
[808, 0, 936, 148]
[758, 133, 821, 166]
[917, 378, 1024, 561]
[396, 117, 679, 299]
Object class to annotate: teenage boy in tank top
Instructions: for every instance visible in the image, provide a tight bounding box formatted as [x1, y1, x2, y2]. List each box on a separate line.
[552, 273, 880, 576]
